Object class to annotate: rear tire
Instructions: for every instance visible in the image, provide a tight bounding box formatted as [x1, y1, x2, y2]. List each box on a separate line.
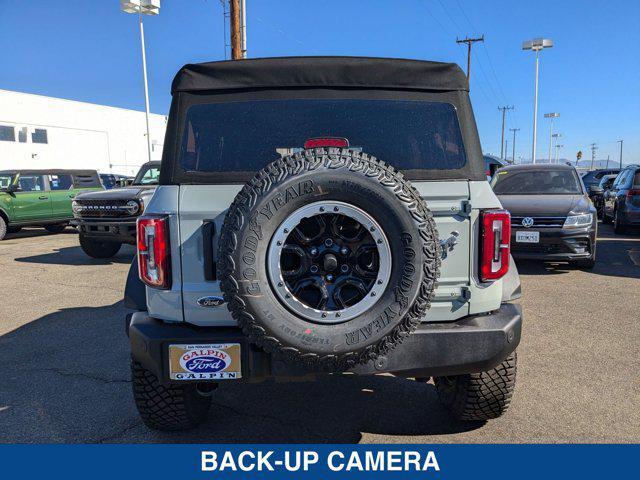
[434, 351, 517, 421]
[602, 207, 612, 224]
[613, 209, 626, 234]
[79, 235, 122, 258]
[0, 217, 6, 240]
[131, 360, 213, 431]
[45, 224, 67, 234]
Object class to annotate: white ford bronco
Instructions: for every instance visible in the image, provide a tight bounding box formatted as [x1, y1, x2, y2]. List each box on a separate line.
[124, 57, 522, 431]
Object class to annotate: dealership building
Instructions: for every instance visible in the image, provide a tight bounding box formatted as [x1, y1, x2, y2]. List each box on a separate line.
[0, 89, 167, 177]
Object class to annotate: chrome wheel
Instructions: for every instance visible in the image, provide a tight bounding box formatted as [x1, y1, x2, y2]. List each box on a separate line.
[268, 201, 391, 323]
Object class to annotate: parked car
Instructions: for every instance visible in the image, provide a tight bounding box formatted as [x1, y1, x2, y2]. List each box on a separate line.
[99, 173, 135, 190]
[589, 174, 617, 219]
[124, 57, 522, 431]
[72, 161, 160, 258]
[492, 163, 597, 269]
[602, 164, 640, 233]
[581, 168, 621, 192]
[0, 169, 102, 240]
[483, 155, 507, 180]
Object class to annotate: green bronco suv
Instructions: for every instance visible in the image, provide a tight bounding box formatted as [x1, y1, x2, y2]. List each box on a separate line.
[0, 169, 103, 240]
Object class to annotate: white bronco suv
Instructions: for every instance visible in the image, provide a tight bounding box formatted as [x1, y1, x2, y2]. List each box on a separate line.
[124, 57, 522, 431]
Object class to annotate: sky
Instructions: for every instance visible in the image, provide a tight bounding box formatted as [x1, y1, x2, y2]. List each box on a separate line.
[1, 0, 639, 164]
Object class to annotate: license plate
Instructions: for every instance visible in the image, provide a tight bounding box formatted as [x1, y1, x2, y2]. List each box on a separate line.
[516, 231, 540, 243]
[168, 343, 242, 380]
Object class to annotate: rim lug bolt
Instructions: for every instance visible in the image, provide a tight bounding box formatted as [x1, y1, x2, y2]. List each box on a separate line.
[285, 294, 291, 299]
[310, 265, 319, 273]
[377, 279, 383, 285]
[340, 247, 348, 255]
[377, 239, 383, 244]
[278, 282, 283, 287]
[370, 292, 376, 297]
[277, 240, 283, 246]
[322, 312, 327, 318]
[325, 238, 333, 247]
[310, 247, 318, 255]
[326, 274, 334, 282]
[319, 207, 325, 212]
[283, 228, 289, 234]
[340, 265, 349, 273]
[370, 226, 376, 232]
[336, 312, 341, 317]
[333, 206, 339, 212]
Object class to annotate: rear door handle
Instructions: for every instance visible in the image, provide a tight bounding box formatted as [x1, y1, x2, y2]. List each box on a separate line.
[38, 196, 49, 200]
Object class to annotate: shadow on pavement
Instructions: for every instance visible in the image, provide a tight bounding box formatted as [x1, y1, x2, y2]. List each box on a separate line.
[14, 244, 135, 266]
[0, 302, 481, 444]
[516, 223, 640, 280]
[4, 227, 77, 240]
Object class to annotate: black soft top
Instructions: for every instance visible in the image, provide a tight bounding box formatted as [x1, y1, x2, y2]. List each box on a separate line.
[171, 56, 468, 94]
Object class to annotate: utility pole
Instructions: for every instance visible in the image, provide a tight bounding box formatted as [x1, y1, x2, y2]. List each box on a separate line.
[510, 128, 520, 164]
[498, 106, 514, 160]
[590, 143, 598, 170]
[555, 144, 564, 164]
[456, 35, 484, 81]
[617, 139, 624, 168]
[606, 155, 610, 169]
[230, 0, 242, 59]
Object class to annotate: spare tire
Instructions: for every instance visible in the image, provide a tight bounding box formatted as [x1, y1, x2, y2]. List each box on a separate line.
[219, 148, 440, 370]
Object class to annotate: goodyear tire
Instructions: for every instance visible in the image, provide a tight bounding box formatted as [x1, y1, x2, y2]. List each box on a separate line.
[131, 360, 213, 431]
[434, 351, 517, 421]
[218, 148, 440, 370]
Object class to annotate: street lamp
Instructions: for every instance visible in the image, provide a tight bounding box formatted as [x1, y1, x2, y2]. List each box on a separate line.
[552, 132, 562, 164]
[545, 112, 560, 163]
[523, 38, 553, 164]
[120, 0, 160, 163]
[555, 144, 564, 164]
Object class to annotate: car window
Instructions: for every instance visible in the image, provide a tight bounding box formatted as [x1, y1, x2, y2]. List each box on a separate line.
[633, 171, 640, 188]
[491, 169, 583, 195]
[0, 174, 13, 189]
[134, 165, 160, 185]
[48, 174, 73, 191]
[17, 175, 45, 192]
[100, 174, 117, 189]
[180, 99, 467, 174]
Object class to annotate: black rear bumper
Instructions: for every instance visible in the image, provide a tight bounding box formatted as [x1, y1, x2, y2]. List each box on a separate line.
[128, 303, 522, 384]
[510, 225, 596, 261]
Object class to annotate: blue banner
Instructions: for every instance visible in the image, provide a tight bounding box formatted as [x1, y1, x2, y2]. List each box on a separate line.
[0, 444, 635, 479]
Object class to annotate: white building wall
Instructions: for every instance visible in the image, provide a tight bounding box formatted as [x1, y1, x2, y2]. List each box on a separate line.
[0, 89, 167, 177]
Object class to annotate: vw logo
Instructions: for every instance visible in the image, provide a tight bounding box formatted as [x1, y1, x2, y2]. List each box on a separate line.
[521, 217, 534, 228]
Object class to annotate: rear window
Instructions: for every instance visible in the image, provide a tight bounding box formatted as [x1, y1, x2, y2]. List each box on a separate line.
[491, 169, 583, 195]
[180, 99, 467, 175]
[73, 173, 101, 188]
[134, 165, 160, 185]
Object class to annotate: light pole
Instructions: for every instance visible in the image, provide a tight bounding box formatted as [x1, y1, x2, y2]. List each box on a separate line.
[523, 38, 553, 164]
[552, 133, 562, 164]
[617, 139, 624, 168]
[120, 0, 160, 163]
[544, 112, 560, 163]
[555, 144, 564, 164]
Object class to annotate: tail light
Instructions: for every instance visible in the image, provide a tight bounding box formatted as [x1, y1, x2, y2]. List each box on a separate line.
[304, 137, 349, 149]
[137, 215, 171, 289]
[626, 189, 640, 198]
[480, 209, 511, 282]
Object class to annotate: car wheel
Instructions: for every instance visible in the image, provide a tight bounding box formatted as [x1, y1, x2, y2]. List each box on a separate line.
[614, 209, 626, 234]
[218, 148, 441, 371]
[79, 235, 122, 258]
[434, 351, 517, 421]
[45, 224, 67, 234]
[131, 360, 213, 431]
[0, 217, 6, 240]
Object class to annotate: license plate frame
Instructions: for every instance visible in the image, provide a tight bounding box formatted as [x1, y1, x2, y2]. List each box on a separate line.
[516, 231, 540, 243]
[168, 343, 242, 380]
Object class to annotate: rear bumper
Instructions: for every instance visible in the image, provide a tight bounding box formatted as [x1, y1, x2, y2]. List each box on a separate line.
[72, 218, 137, 244]
[128, 303, 522, 384]
[511, 225, 596, 261]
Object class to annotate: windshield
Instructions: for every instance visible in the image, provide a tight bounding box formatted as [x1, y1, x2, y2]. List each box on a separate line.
[134, 165, 160, 185]
[491, 169, 583, 195]
[0, 174, 14, 189]
[180, 99, 467, 175]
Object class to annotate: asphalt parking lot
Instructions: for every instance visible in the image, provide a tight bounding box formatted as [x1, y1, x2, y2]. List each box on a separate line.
[0, 225, 638, 443]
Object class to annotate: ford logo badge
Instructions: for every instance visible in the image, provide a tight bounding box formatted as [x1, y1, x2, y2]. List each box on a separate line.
[197, 296, 225, 308]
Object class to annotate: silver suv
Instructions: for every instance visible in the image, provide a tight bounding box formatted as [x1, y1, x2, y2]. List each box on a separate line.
[124, 57, 523, 431]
